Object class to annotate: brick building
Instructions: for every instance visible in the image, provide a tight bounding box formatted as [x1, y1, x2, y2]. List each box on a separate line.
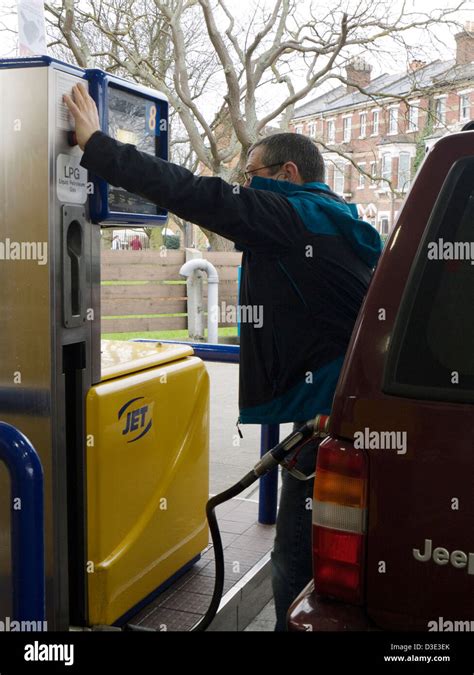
[290, 25, 474, 235]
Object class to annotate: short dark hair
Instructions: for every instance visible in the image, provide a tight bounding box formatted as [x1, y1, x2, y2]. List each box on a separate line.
[248, 132, 325, 183]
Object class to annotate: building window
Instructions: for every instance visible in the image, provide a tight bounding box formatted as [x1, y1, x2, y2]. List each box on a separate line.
[434, 97, 447, 126]
[398, 152, 411, 191]
[459, 93, 470, 122]
[379, 216, 390, 235]
[295, 126, 303, 134]
[343, 116, 352, 142]
[372, 110, 379, 135]
[359, 112, 367, 138]
[388, 107, 398, 135]
[408, 104, 419, 132]
[334, 164, 345, 194]
[327, 120, 335, 143]
[308, 121, 317, 138]
[357, 164, 366, 189]
[370, 160, 377, 187]
[381, 153, 392, 184]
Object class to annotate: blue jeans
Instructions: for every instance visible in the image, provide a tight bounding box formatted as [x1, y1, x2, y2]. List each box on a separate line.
[271, 426, 320, 631]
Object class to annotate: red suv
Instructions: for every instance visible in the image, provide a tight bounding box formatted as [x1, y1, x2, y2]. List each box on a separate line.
[288, 129, 474, 632]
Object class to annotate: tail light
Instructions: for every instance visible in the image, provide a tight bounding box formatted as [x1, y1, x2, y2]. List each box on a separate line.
[312, 437, 368, 604]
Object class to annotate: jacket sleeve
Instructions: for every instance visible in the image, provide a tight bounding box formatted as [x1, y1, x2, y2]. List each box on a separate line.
[80, 131, 305, 250]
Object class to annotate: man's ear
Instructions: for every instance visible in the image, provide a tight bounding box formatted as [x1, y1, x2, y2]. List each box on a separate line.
[282, 161, 301, 183]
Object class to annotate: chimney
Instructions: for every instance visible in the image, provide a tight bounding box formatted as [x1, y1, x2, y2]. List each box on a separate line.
[345, 57, 372, 93]
[408, 59, 426, 72]
[455, 22, 474, 65]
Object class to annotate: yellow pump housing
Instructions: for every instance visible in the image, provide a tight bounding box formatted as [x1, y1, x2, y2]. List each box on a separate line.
[86, 340, 209, 625]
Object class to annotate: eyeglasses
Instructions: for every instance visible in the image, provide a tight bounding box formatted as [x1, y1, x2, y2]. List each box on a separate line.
[244, 163, 282, 182]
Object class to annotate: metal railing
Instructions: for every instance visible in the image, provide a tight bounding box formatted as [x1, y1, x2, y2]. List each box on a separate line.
[0, 422, 45, 622]
[134, 340, 279, 525]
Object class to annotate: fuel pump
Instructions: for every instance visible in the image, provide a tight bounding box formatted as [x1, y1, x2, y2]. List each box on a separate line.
[0, 56, 209, 630]
[0, 56, 328, 634]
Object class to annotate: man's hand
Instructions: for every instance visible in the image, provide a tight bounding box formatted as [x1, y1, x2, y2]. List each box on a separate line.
[63, 83, 100, 150]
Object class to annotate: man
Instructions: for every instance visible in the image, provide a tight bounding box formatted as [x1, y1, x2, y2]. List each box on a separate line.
[131, 234, 143, 251]
[64, 83, 382, 630]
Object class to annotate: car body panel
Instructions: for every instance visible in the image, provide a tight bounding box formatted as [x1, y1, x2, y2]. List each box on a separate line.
[288, 131, 474, 631]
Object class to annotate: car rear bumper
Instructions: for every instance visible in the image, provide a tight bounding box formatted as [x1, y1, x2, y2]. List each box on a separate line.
[287, 581, 375, 632]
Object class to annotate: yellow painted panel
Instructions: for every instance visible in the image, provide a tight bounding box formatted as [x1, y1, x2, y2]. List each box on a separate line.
[100, 339, 193, 381]
[86, 355, 209, 625]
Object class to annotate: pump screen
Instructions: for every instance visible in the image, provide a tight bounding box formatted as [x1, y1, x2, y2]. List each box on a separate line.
[107, 87, 165, 217]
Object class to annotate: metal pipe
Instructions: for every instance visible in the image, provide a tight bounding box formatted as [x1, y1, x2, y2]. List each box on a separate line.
[0, 422, 45, 622]
[258, 425, 279, 525]
[180, 259, 219, 344]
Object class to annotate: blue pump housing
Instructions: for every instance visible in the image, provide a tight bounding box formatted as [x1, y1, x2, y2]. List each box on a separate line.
[86, 68, 169, 225]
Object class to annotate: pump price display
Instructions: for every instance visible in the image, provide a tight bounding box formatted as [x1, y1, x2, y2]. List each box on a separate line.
[116, 128, 139, 145]
[145, 102, 158, 136]
[107, 87, 162, 215]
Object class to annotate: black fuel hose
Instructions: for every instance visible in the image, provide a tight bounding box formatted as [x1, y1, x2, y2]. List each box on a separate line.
[124, 469, 260, 633]
[190, 418, 318, 632]
[190, 469, 260, 632]
[126, 417, 325, 633]
[124, 469, 259, 633]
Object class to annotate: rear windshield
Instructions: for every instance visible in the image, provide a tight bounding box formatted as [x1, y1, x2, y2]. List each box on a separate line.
[384, 157, 474, 402]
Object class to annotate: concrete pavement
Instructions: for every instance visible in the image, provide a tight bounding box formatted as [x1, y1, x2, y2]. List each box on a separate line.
[206, 360, 292, 630]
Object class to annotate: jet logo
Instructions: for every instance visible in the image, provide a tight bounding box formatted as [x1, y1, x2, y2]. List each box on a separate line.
[118, 397, 152, 443]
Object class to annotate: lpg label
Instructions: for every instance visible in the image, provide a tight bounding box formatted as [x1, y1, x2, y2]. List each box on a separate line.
[57, 154, 87, 204]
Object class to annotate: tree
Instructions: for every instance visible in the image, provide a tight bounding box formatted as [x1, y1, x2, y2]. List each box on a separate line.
[44, 0, 467, 249]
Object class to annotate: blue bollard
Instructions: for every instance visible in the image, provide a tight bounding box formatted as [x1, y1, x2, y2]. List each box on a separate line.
[0, 422, 45, 622]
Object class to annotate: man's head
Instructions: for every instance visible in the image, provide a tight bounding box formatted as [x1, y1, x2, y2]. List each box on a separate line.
[245, 133, 325, 187]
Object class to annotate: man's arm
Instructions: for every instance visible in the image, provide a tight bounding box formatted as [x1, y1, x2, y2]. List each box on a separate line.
[64, 83, 305, 250]
[81, 131, 305, 251]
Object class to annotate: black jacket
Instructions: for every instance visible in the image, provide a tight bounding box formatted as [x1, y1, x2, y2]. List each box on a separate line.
[81, 131, 382, 424]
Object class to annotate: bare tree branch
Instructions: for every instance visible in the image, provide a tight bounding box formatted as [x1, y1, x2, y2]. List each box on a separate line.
[42, 0, 469, 249]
